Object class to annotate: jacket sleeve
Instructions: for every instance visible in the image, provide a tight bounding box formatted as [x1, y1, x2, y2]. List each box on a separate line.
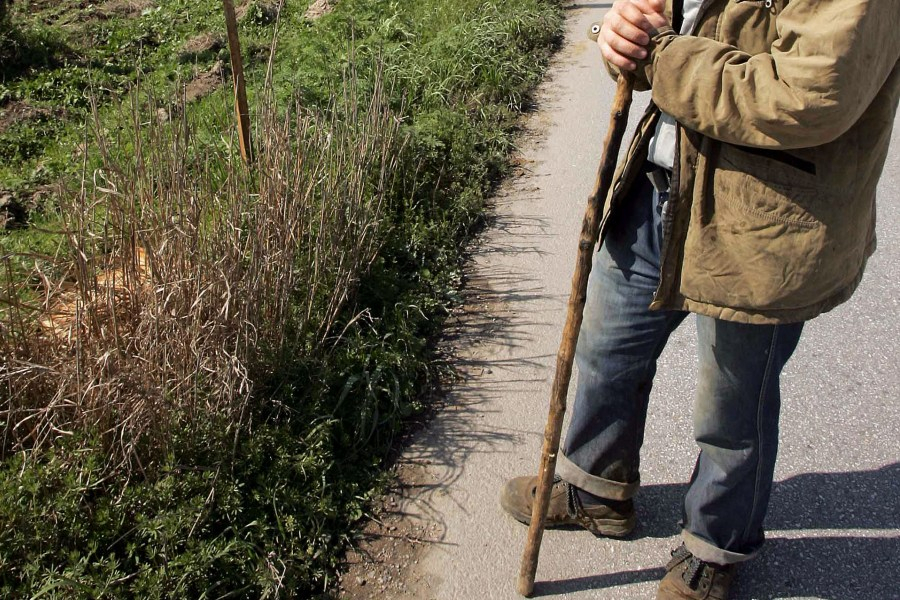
[646, 0, 900, 149]
[602, 57, 652, 92]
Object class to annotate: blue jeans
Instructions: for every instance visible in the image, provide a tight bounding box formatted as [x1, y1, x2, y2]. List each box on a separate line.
[556, 173, 804, 565]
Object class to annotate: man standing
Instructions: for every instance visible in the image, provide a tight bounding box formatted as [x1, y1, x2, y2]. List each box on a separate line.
[500, 1, 900, 598]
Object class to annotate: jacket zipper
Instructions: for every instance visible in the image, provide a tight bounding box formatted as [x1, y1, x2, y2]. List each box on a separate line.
[653, 123, 682, 305]
[653, 0, 722, 305]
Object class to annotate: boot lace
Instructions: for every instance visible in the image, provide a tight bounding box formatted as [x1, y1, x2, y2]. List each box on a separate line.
[683, 555, 707, 589]
[565, 478, 579, 518]
[667, 543, 690, 565]
[669, 544, 724, 591]
[547, 475, 580, 518]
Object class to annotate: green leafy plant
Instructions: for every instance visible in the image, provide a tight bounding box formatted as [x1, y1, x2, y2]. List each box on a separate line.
[0, 0, 563, 596]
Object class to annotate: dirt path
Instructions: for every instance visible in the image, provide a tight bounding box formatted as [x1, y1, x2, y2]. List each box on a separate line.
[339, 3, 900, 599]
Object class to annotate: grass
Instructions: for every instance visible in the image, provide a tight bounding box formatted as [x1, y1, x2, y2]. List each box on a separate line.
[0, 0, 275, 200]
[0, 0, 564, 596]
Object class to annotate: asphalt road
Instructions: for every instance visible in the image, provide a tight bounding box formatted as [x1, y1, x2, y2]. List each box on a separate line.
[389, 4, 900, 599]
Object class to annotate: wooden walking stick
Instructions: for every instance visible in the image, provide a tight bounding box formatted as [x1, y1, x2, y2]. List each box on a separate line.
[516, 66, 636, 598]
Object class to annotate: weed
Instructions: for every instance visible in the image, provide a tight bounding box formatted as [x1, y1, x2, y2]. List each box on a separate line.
[1, 67, 402, 473]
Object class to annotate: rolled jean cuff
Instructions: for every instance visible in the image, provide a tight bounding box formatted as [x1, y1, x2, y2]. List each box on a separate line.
[681, 529, 759, 566]
[557, 454, 639, 501]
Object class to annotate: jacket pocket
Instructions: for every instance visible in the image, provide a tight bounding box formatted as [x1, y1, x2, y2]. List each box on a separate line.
[716, 142, 821, 225]
[724, 144, 816, 175]
[678, 151, 851, 312]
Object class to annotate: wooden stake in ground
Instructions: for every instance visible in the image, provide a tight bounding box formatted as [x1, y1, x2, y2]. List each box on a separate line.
[222, 0, 253, 164]
[517, 70, 636, 598]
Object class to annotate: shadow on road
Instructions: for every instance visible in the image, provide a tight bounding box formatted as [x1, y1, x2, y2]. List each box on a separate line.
[635, 462, 900, 538]
[535, 463, 899, 598]
[533, 567, 666, 596]
[534, 534, 897, 599]
[350, 199, 560, 557]
[735, 535, 897, 599]
[360, 185, 900, 596]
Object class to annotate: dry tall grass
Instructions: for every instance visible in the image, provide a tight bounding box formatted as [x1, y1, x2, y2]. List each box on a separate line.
[0, 75, 402, 475]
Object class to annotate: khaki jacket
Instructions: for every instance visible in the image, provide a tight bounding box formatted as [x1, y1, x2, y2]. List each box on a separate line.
[603, 0, 900, 323]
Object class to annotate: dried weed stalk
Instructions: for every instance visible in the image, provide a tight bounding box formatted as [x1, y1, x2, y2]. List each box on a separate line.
[0, 72, 402, 475]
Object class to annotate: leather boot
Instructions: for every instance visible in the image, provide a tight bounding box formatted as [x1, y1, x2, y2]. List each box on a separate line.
[656, 544, 735, 600]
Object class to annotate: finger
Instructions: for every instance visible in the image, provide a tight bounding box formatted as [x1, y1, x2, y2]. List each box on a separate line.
[606, 11, 650, 45]
[600, 41, 637, 71]
[601, 29, 648, 61]
[604, 6, 651, 44]
[607, 0, 656, 33]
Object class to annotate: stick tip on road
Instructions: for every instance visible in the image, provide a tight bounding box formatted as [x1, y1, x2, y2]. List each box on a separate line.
[517, 574, 535, 597]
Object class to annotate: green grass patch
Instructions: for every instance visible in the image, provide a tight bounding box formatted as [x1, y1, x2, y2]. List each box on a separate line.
[0, 0, 564, 596]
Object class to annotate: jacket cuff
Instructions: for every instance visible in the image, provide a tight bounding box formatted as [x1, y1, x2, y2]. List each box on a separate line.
[636, 25, 678, 88]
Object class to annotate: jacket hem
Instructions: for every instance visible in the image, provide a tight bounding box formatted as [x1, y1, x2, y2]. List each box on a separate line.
[651, 246, 872, 324]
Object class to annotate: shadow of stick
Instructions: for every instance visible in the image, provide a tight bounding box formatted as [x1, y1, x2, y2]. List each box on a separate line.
[532, 566, 665, 597]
